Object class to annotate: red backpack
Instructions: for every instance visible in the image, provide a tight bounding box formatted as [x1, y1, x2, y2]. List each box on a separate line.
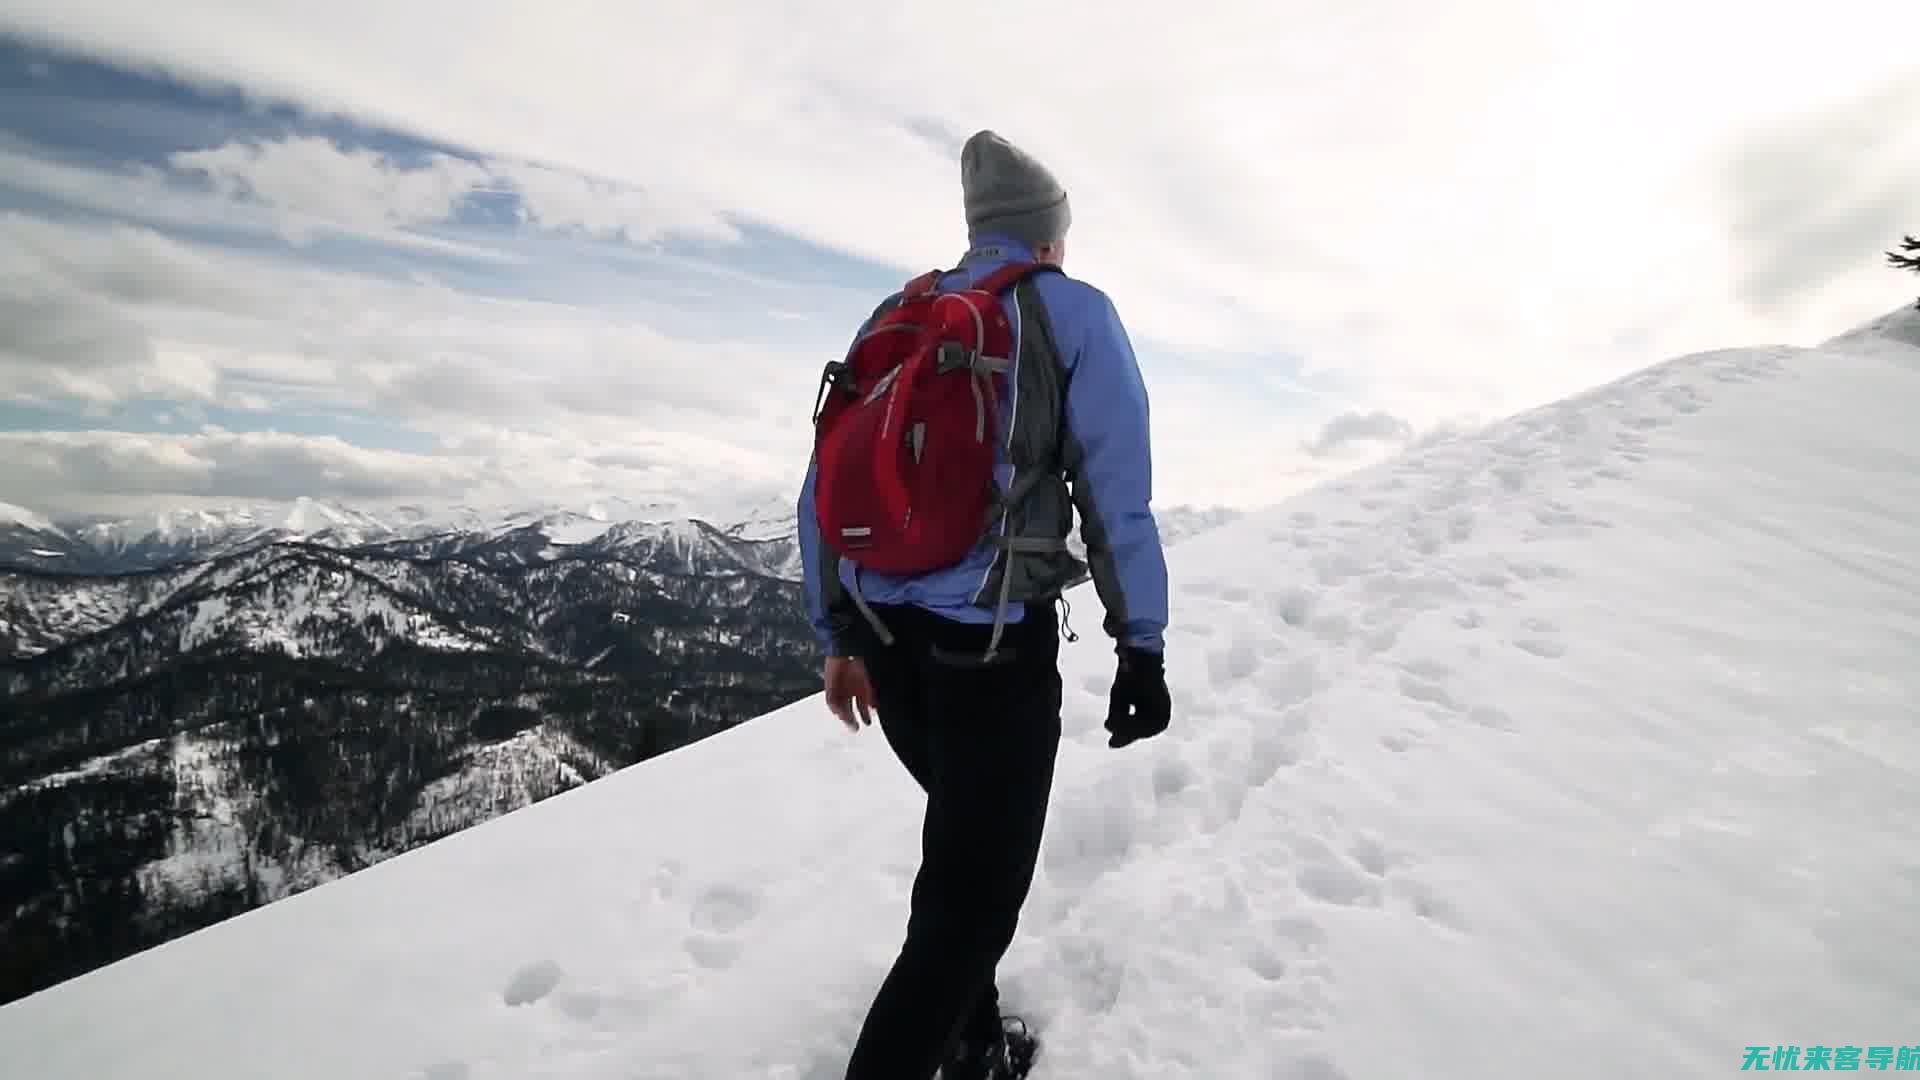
[811, 261, 1045, 577]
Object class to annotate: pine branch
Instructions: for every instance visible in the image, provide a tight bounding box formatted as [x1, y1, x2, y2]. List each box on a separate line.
[1889, 234, 1920, 272]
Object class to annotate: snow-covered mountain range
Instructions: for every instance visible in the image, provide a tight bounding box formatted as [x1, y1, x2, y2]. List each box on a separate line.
[0, 495, 1239, 579]
[0, 494, 790, 575]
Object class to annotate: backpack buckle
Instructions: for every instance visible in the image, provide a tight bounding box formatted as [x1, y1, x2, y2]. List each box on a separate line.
[935, 342, 1011, 376]
[935, 343, 972, 374]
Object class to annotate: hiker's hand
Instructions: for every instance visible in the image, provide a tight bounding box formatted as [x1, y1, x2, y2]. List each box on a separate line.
[824, 656, 876, 733]
[1106, 647, 1170, 749]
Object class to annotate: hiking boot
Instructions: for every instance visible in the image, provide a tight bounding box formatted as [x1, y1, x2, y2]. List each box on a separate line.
[941, 1016, 1038, 1079]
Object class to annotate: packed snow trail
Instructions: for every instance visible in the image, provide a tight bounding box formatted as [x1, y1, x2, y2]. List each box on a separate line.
[2, 312, 1917, 1078]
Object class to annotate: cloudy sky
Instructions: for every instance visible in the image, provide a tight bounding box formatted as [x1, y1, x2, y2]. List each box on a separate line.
[1, 2, 1917, 520]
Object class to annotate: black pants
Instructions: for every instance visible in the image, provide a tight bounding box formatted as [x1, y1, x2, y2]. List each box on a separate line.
[842, 599, 1064, 1080]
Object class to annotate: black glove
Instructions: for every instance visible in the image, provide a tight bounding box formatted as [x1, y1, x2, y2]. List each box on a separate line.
[1106, 646, 1170, 749]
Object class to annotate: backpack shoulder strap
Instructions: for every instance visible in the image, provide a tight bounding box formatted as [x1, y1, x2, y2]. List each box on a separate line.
[973, 260, 1054, 296]
[903, 268, 950, 298]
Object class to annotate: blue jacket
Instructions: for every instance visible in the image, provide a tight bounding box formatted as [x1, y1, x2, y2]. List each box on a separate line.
[798, 235, 1169, 656]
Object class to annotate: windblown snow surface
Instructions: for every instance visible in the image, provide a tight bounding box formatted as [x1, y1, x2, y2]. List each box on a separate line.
[2, 316, 1917, 1079]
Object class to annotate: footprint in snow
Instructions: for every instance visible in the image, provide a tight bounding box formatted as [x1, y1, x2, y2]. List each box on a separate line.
[1240, 921, 1338, 1033]
[683, 882, 760, 970]
[1348, 832, 1396, 878]
[1245, 723, 1304, 790]
[1296, 614, 1345, 651]
[503, 959, 564, 1006]
[1507, 559, 1573, 583]
[1246, 939, 1291, 982]
[1312, 551, 1366, 587]
[1468, 705, 1518, 732]
[1152, 755, 1199, 802]
[1287, 1053, 1353, 1079]
[1054, 932, 1126, 1014]
[1271, 912, 1330, 951]
[1259, 657, 1320, 711]
[690, 883, 760, 934]
[1364, 623, 1401, 655]
[1389, 876, 1470, 932]
[1208, 639, 1260, 683]
[1270, 586, 1318, 628]
[1246, 984, 1331, 1036]
[1513, 615, 1568, 658]
[1661, 384, 1706, 413]
[685, 936, 743, 970]
[1042, 778, 1144, 891]
[1397, 672, 1460, 713]
[1492, 464, 1529, 491]
[1379, 732, 1417, 754]
[1398, 657, 1450, 683]
[1532, 505, 1583, 528]
[1295, 843, 1384, 908]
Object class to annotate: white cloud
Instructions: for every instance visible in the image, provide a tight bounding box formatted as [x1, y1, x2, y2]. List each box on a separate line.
[159, 134, 740, 249]
[1721, 73, 1920, 320]
[0, 212, 822, 434]
[169, 135, 493, 239]
[489, 159, 738, 247]
[0, 428, 477, 504]
[5, 0, 1916, 422]
[0, 212, 843, 506]
[0, 137, 513, 262]
[0, 426, 798, 516]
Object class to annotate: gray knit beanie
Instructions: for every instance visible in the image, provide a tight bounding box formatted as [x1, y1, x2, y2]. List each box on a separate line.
[961, 130, 1071, 248]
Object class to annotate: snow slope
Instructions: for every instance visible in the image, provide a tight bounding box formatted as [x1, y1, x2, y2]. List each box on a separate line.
[2, 314, 1917, 1078]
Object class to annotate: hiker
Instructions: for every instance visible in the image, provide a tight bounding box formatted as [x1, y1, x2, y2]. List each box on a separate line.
[798, 129, 1173, 1080]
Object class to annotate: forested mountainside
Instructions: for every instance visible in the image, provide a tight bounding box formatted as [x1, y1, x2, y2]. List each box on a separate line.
[0, 503, 1238, 1005]
[0, 531, 814, 1006]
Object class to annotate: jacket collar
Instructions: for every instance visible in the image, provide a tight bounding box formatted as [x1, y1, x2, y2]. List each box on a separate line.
[959, 233, 1037, 266]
